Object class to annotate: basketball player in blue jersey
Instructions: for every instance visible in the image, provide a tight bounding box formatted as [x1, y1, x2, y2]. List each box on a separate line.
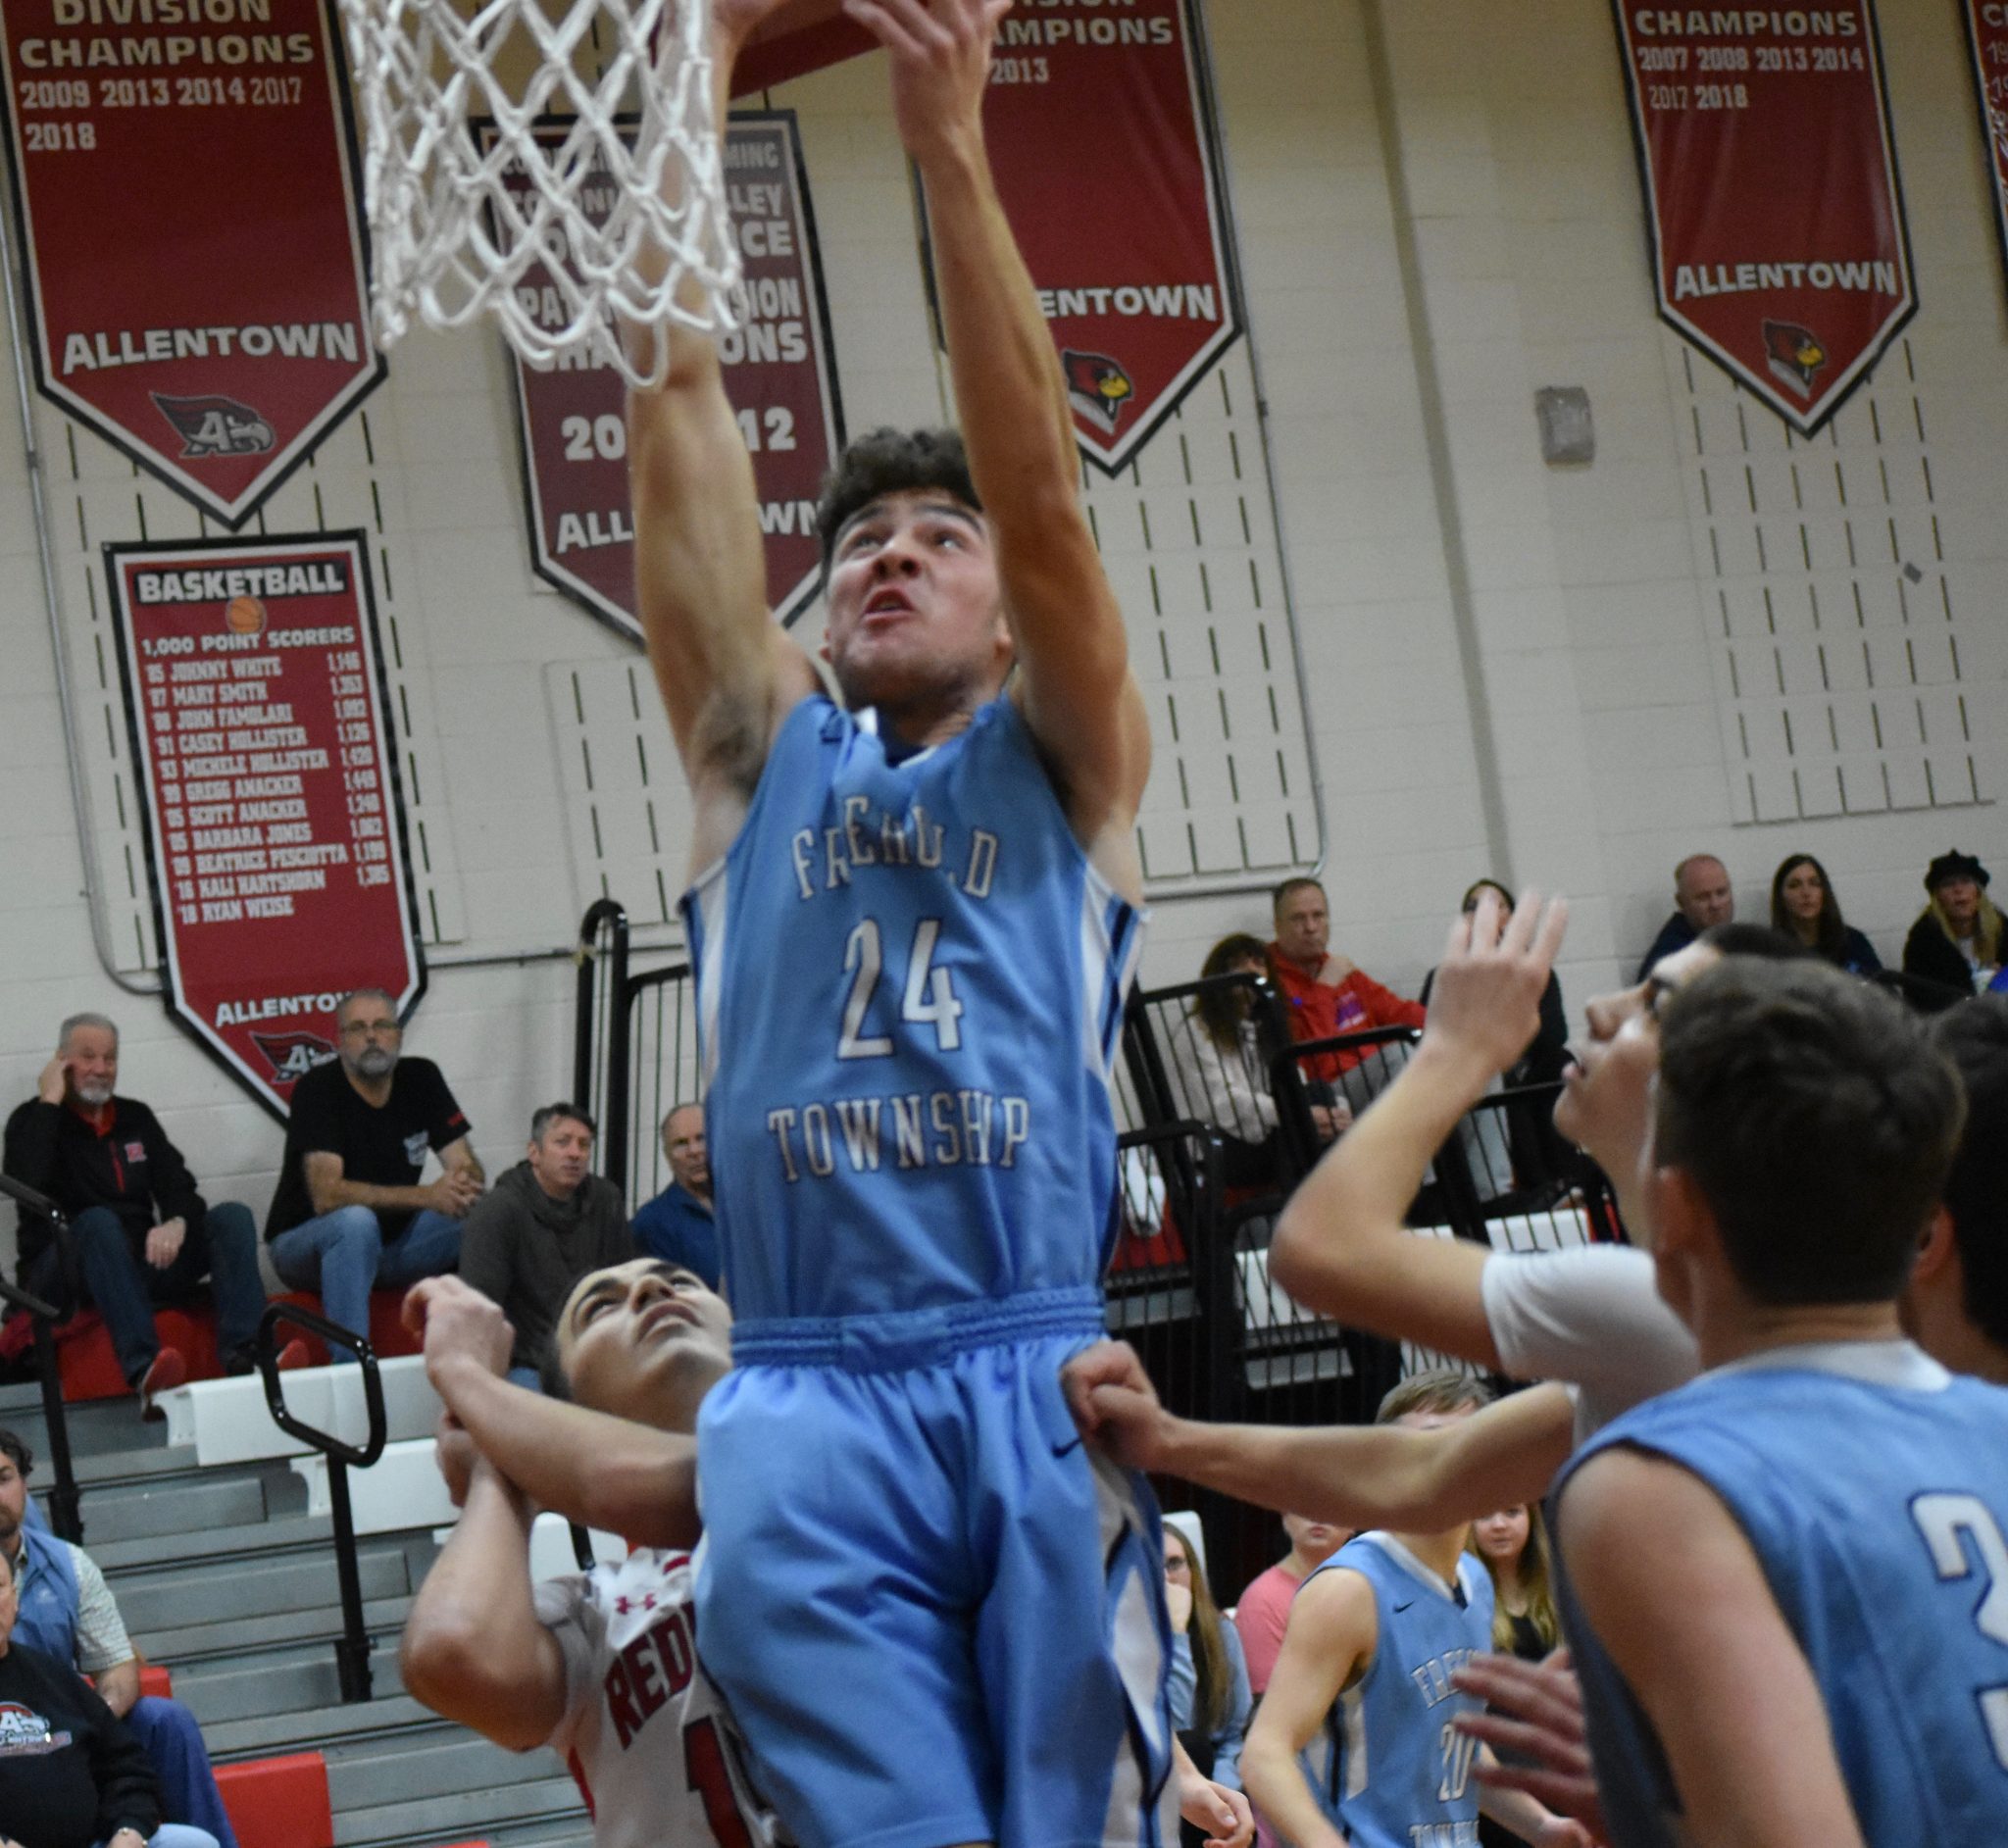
[1552, 956, 2008, 1847]
[613, 3, 1247, 1846]
[1240, 1373, 1588, 1848]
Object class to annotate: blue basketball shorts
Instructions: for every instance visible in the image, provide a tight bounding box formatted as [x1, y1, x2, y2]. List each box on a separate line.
[693, 1286, 1179, 1848]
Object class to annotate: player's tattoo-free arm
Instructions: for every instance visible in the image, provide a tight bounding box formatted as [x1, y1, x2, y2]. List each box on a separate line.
[399, 1458, 570, 1752]
[427, 1352, 702, 1550]
[847, 0, 1150, 870]
[1557, 1445, 1868, 1848]
[1066, 1343, 1575, 1530]
[1268, 892, 1569, 1366]
[1237, 1569, 1375, 1848]
[624, 0, 819, 847]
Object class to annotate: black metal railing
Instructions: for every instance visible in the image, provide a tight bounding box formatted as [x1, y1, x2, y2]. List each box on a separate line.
[0, 1174, 87, 1541]
[255, 1303, 386, 1704]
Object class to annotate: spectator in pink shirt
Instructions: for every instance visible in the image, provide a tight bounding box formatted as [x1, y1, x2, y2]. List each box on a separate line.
[1230, 1513, 1353, 1696]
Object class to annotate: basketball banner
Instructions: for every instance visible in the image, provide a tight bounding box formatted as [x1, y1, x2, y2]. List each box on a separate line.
[501, 111, 842, 636]
[929, 0, 1240, 474]
[106, 534, 425, 1119]
[1961, 2, 2008, 285]
[1612, 2, 1914, 433]
[0, 0, 381, 524]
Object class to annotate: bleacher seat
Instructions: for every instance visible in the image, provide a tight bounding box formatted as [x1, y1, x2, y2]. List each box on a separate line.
[215, 1750, 334, 1848]
[138, 1663, 173, 1699]
[55, 1290, 423, 1404]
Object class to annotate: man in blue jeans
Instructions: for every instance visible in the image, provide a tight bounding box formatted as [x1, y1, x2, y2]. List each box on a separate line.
[264, 989, 480, 1352]
[3, 1014, 269, 1415]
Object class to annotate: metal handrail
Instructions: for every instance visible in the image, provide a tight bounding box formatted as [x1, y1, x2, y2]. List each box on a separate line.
[0, 1172, 86, 1541]
[255, 1303, 385, 1703]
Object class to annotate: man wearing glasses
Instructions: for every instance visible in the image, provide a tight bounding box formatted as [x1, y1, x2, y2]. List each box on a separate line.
[265, 989, 482, 1348]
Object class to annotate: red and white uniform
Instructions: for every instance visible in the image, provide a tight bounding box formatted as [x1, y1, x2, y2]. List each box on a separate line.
[534, 1548, 780, 1848]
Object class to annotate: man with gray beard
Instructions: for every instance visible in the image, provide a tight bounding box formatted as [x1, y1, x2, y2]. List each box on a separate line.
[265, 988, 481, 1349]
[4, 1012, 268, 1413]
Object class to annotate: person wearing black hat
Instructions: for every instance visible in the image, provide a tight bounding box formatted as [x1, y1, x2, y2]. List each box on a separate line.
[1902, 849, 2001, 1003]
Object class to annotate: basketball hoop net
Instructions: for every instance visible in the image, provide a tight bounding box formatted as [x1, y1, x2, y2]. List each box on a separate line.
[338, 0, 741, 388]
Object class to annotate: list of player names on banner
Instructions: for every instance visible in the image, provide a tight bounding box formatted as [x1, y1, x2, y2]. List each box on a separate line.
[1961, 2, 2008, 287]
[1613, 3, 1914, 432]
[108, 535, 424, 1116]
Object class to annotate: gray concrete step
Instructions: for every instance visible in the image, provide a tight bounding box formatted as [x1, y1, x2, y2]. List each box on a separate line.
[331, 1728, 559, 1812]
[331, 1769, 586, 1847]
[135, 1592, 416, 1668]
[114, 1540, 418, 1633]
[69, 1471, 272, 1545]
[203, 1692, 433, 1761]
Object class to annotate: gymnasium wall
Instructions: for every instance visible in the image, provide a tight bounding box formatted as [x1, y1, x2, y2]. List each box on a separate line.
[0, 0, 2001, 1247]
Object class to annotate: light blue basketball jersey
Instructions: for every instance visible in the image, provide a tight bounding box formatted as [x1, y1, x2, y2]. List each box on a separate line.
[681, 693, 1146, 1325]
[1556, 1341, 2008, 1847]
[1298, 1532, 1496, 1848]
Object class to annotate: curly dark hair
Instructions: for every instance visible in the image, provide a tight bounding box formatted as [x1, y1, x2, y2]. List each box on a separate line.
[814, 427, 982, 571]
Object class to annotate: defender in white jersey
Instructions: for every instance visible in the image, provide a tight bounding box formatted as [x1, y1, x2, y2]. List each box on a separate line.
[400, 1261, 774, 1848]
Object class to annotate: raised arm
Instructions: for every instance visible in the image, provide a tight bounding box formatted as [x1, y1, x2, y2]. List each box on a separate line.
[850, 0, 1150, 878]
[1268, 892, 1567, 1364]
[1558, 1446, 1866, 1848]
[1066, 1343, 1574, 1530]
[627, 0, 821, 866]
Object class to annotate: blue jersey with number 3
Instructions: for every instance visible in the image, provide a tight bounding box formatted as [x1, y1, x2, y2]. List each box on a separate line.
[1299, 1533, 1495, 1848]
[1557, 1344, 2008, 1848]
[680, 694, 1145, 1324]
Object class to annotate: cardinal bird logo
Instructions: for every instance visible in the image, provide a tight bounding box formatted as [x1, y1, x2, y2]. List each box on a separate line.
[250, 1029, 337, 1083]
[152, 393, 276, 458]
[1762, 321, 1828, 399]
[1062, 350, 1135, 435]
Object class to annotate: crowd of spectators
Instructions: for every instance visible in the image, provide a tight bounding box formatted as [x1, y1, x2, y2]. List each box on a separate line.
[3, 987, 705, 1417]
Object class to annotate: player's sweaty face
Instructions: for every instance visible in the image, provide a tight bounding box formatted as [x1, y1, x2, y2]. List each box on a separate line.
[823, 490, 1008, 708]
[1554, 939, 1721, 1243]
[558, 1260, 730, 1423]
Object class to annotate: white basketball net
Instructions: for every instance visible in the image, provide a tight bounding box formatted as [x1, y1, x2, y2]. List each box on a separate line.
[339, 0, 741, 388]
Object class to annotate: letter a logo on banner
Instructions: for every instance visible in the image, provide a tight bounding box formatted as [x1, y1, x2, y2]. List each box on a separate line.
[1612, 2, 1915, 434]
[0, 0, 383, 526]
[932, 0, 1240, 474]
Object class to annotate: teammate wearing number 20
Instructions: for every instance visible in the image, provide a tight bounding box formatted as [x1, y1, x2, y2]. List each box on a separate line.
[625, 4, 1176, 1848]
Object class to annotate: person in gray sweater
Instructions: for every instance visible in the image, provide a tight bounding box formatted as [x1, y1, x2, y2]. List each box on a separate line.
[457, 1104, 632, 1387]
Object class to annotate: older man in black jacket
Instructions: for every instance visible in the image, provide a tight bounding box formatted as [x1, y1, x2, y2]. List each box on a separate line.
[2, 1014, 271, 1413]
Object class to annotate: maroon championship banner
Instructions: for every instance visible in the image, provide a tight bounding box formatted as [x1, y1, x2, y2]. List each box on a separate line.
[1962, 1, 2008, 285]
[1612, 3, 1914, 434]
[107, 534, 425, 1119]
[929, 0, 1240, 474]
[500, 111, 842, 635]
[0, 0, 382, 525]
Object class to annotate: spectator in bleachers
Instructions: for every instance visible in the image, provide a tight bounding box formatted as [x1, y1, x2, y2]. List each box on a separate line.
[1768, 853, 1881, 975]
[628, 1103, 720, 1289]
[2, 1013, 269, 1414]
[1163, 1523, 1250, 1809]
[1267, 878, 1425, 1088]
[0, 1541, 218, 1848]
[263, 988, 481, 1350]
[1903, 848, 2001, 1000]
[1231, 1513, 1352, 1697]
[1471, 1503, 1562, 1848]
[1168, 937, 1342, 1186]
[1636, 852, 1734, 979]
[1422, 881, 1569, 1087]
[0, 1429, 237, 1848]
[458, 1104, 631, 1389]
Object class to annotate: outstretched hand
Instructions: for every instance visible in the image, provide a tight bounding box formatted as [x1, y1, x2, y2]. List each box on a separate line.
[1062, 1340, 1175, 1471]
[842, 0, 1011, 164]
[1451, 1648, 1608, 1843]
[403, 1275, 516, 1385]
[1420, 888, 1569, 1083]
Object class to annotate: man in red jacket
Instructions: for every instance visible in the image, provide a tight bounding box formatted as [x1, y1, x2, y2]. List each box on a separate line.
[1268, 878, 1427, 1085]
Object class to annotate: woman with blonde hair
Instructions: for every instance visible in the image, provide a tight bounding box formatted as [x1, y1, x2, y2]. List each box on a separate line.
[1903, 849, 2002, 1001]
[1471, 1503, 1563, 1848]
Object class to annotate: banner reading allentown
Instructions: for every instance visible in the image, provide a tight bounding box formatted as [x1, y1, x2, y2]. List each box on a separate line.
[107, 534, 425, 1119]
[501, 112, 841, 635]
[0, 0, 382, 524]
[1961, 2, 2008, 288]
[1612, 3, 1914, 434]
[930, 0, 1240, 474]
